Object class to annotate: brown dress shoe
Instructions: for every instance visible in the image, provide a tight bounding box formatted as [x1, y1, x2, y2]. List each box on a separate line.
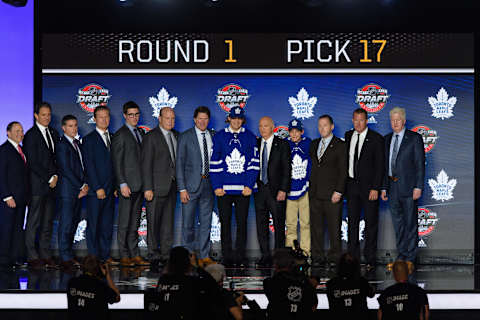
[198, 257, 216, 268]
[131, 256, 150, 266]
[105, 258, 120, 266]
[120, 257, 135, 267]
[43, 258, 59, 269]
[406, 261, 415, 274]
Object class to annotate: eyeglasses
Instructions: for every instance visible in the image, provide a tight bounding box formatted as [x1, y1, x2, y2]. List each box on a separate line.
[127, 112, 140, 118]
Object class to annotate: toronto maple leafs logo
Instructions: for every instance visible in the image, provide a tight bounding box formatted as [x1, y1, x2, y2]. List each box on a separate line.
[287, 286, 302, 302]
[226, 148, 245, 174]
[428, 169, 457, 202]
[288, 88, 317, 120]
[291, 154, 308, 180]
[210, 211, 221, 243]
[149, 87, 178, 118]
[428, 87, 456, 120]
[73, 219, 87, 243]
[341, 218, 365, 242]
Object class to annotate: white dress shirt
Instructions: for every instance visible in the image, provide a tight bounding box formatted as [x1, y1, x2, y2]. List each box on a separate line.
[36, 122, 55, 153]
[195, 126, 213, 174]
[348, 128, 368, 178]
[96, 127, 110, 149]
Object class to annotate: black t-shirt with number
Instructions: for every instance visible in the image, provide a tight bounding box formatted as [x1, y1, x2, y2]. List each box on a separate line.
[263, 271, 317, 320]
[326, 276, 374, 319]
[378, 282, 429, 320]
[67, 274, 118, 320]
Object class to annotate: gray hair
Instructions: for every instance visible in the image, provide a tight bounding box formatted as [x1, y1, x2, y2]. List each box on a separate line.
[204, 264, 226, 283]
[389, 107, 406, 120]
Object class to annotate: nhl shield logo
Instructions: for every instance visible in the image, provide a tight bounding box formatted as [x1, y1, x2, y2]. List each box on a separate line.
[289, 88, 316, 120]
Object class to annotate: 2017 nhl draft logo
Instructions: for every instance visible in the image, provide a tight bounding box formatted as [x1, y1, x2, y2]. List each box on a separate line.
[137, 125, 151, 133]
[273, 125, 289, 139]
[216, 83, 250, 112]
[418, 207, 439, 248]
[137, 206, 147, 248]
[76, 83, 111, 124]
[412, 125, 438, 153]
[355, 83, 390, 113]
[428, 87, 456, 120]
[428, 169, 457, 202]
[341, 217, 365, 242]
[288, 88, 317, 120]
[73, 219, 87, 243]
[149, 87, 178, 118]
[210, 211, 221, 243]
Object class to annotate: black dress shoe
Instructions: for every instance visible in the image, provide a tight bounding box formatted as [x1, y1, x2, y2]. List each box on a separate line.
[221, 259, 235, 268]
[237, 259, 249, 268]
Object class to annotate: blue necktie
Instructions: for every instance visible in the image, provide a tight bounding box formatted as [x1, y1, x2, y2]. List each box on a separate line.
[262, 141, 268, 184]
[391, 134, 399, 176]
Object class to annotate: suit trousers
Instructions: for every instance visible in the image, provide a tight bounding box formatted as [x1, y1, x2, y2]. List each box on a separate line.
[388, 181, 418, 262]
[117, 191, 144, 259]
[0, 202, 26, 265]
[86, 192, 115, 260]
[25, 194, 56, 260]
[254, 184, 286, 259]
[146, 181, 176, 261]
[217, 194, 250, 263]
[285, 192, 310, 255]
[346, 179, 379, 265]
[181, 178, 214, 259]
[58, 197, 82, 261]
[309, 196, 342, 263]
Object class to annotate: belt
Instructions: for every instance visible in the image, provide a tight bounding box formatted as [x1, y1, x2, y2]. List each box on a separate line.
[201, 174, 209, 179]
[389, 176, 399, 182]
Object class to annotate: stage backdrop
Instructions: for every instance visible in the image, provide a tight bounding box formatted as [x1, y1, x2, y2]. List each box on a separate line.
[43, 74, 474, 264]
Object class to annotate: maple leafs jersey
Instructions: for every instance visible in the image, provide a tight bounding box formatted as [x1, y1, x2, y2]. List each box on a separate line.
[287, 137, 312, 200]
[210, 127, 259, 195]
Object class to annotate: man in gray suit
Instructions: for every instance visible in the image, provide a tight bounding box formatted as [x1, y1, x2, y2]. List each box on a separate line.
[111, 101, 149, 267]
[142, 107, 178, 268]
[381, 107, 425, 272]
[176, 106, 215, 266]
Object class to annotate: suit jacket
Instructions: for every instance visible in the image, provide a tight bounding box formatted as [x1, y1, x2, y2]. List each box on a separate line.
[344, 128, 385, 195]
[111, 125, 145, 193]
[309, 135, 348, 200]
[383, 130, 425, 197]
[56, 136, 86, 198]
[176, 127, 214, 194]
[82, 129, 115, 196]
[141, 127, 179, 197]
[0, 141, 30, 205]
[23, 124, 59, 196]
[256, 136, 291, 195]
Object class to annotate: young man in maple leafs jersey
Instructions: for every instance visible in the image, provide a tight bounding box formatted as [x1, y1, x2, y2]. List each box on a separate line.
[285, 119, 312, 257]
[210, 106, 259, 268]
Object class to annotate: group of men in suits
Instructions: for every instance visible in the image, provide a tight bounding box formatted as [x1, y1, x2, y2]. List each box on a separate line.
[0, 102, 424, 271]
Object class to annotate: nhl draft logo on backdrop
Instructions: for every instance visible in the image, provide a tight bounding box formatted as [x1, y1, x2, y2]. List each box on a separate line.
[428, 87, 456, 120]
[418, 207, 439, 248]
[149, 87, 178, 118]
[288, 88, 316, 120]
[273, 125, 289, 139]
[216, 83, 250, 112]
[429, 169, 457, 202]
[355, 83, 390, 113]
[76, 83, 111, 123]
[412, 125, 438, 153]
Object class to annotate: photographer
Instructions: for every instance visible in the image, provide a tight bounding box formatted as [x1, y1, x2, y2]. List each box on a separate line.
[263, 248, 317, 320]
[67, 255, 120, 320]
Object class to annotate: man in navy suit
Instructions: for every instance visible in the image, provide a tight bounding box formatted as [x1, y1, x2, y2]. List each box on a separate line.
[176, 106, 215, 266]
[0, 122, 29, 269]
[381, 107, 425, 272]
[56, 115, 89, 269]
[82, 106, 117, 265]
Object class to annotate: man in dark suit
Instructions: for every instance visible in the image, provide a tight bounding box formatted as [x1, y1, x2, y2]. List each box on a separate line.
[0, 122, 29, 269]
[112, 101, 149, 267]
[309, 115, 347, 268]
[345, 108, 385, 269]
[381, 107, 425, 272]
[22, 102, 59, 269]
[56, 115, 89, 269]
[254, 116, 291, 267]
[82, 106, 117, 265]
[176, 106, 215, 266]
[142, 107, 178, 268]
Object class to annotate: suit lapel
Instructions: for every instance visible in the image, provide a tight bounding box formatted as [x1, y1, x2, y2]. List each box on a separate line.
[7, 141, 24, 163]
[191, 128, 202, 156]
[268, 136, 279, 166]
[396, 130, 409, 158]
[358, 130, 371, 161]
[156, 128, 172, 164]
[34, 125, 51, 152]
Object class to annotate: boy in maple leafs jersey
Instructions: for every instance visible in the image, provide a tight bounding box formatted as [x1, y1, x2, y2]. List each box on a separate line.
[210, 106, 259, 267]
[285, 119, 312, 256]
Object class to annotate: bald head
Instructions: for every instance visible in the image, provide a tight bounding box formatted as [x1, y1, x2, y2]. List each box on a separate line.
[393, 260, 409, 282]
[259, 116, 274, 140]
[159, 107, 175, 131]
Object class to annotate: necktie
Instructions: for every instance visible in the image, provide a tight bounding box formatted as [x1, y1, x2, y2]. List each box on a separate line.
[318, 139, 326, 161]
[391, 134, 399, 176]
[202, 132, 209, 177]
[168, 131, 176, 162]
[133, 128, 142, 144]
[261, 140, 268, 184]
[17, 145, 26, 164]
[45, 128, 54, 153]
[73, 139, 84, 169]
[104, 131, 111, 150]
[353, 132, 360, 179]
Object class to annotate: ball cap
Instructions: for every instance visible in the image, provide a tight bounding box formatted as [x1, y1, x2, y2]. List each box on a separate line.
[288, 119, 303, 131]
[229, 106, 245, 119]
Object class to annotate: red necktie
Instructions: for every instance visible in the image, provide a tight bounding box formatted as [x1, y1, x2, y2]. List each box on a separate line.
[17, 145, 26, 164]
